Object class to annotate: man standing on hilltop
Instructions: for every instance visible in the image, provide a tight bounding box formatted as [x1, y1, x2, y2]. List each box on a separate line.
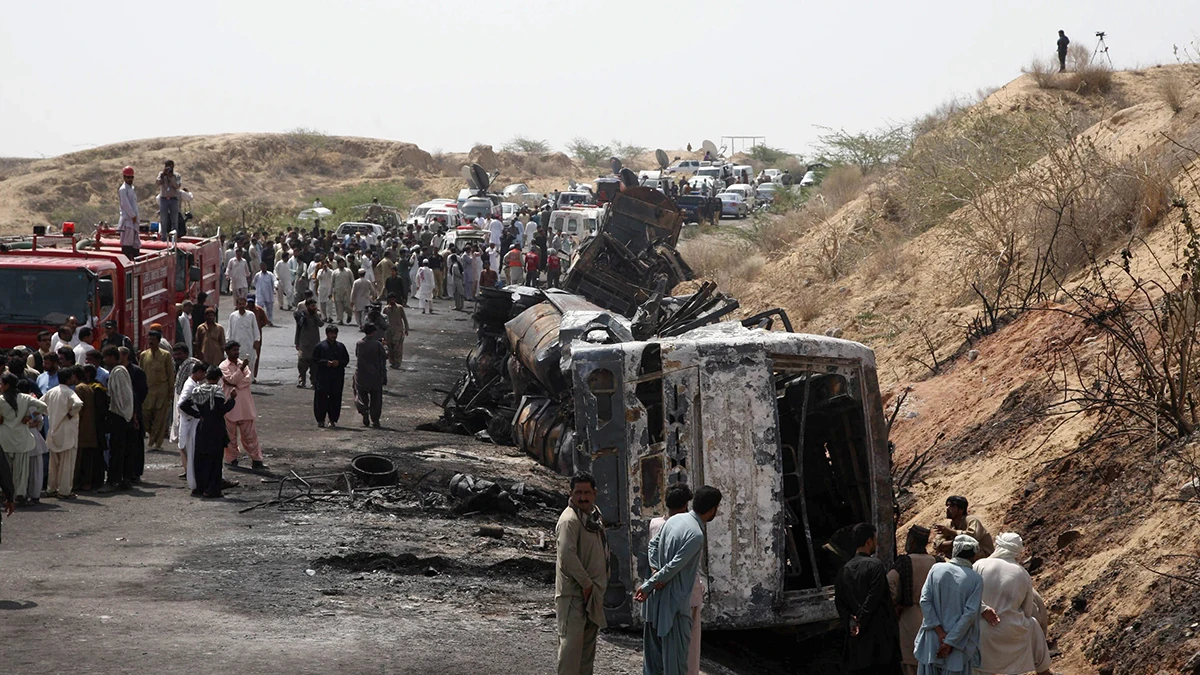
[1057, 30, 1070, 72]
[117, 166, 140, 259]
[156, 160, 182, 240]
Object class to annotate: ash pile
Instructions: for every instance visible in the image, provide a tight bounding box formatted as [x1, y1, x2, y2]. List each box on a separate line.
[432, 186, 788, 473]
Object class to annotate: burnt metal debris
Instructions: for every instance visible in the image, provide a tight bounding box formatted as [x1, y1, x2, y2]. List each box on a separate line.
[434, 186, 746, 468]
[434, 184, 895, 631]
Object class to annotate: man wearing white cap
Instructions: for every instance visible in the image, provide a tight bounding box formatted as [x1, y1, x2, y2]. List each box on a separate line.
[915, 534, 984, 675]
[973, 533, 1053, 675]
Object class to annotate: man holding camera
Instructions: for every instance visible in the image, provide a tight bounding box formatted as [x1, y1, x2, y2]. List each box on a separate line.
[156, 160, 182, 240]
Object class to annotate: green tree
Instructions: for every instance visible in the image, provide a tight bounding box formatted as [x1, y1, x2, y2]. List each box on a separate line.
[566, 138, 613, 167]
[815, 125, 911, 174]
[501, 136, 551, 154]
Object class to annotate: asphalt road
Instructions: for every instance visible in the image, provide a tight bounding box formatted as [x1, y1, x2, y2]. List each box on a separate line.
[0, 294, 657, 675]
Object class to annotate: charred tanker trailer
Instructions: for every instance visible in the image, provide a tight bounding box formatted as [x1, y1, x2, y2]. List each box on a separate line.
[435, 182, 893, 630]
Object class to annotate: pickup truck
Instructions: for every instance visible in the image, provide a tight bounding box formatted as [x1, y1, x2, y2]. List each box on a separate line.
[676, 194, 721, 226]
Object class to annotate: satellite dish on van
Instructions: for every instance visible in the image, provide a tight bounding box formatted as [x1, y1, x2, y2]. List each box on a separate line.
[655, 149, 669, 170]
[701, 140, 718, 156]
[609, 157, 622, 176]
[470, 163, 490, 193]
[618, 167, 638, 188]
[461, 166, 478, 190]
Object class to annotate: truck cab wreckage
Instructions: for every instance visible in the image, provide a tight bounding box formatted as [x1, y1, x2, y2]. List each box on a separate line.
[435, 185, 892, 630]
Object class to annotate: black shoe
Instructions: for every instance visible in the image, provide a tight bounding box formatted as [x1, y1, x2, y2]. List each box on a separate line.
[318, 422, 325, 428]
[130, 476, 141, 484]
[329, 422, 337, 429]
[372, 422, 381, 429]
[191, 489, 203, 497]
[202, 492, 223, 499]
[363, 416, 371, 427]
[251, 461, 267, 471]
[118, 482, 132, 491]
[227, 459, 239, 468]
[96, 484, 116, 494]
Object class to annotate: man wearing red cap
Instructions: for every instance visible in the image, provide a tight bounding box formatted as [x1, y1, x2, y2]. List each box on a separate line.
[117, 166, 140, 259]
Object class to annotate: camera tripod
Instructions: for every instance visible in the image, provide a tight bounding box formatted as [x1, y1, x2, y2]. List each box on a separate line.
[1093, 32, 1113, 67]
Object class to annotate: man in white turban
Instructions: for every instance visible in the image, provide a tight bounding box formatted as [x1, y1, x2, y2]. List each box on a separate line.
[973, 533, 1053, 675]
[915, 534, 983, 675]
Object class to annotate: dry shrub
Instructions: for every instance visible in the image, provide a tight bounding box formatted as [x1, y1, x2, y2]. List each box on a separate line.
[790, 292, 828, 323]
[810, 215, 869, 280]
[819, 165, 866, 210]
[1024, 58, 1056, 88]
[1158, 73, 1187, 112]
[1074, 62, 1114, 95]
[858, 223, 912, 283]
[677, 239, 764, 298]
[403, 176, 424, 190]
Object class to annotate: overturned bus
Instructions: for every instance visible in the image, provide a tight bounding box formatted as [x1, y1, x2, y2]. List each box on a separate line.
[568, 322, 892, 629]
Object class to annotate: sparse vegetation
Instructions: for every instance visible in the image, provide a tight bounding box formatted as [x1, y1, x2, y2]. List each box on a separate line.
[746, 144, 796, 166]
[501, 136, 551, 154]
[815, 124, 911, 175]
[565, 138, 612, 168]
[610, 141, 646, 165]
[1025, 49, 1114, 96]
[1158, 72, 1187, 112]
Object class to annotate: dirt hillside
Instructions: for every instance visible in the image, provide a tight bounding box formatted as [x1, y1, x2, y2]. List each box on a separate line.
[0, 135, 589, 234]
[710, 64, 1200, 672]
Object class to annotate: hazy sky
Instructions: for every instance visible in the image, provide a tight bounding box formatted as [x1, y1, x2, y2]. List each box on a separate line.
[2, 0, 1196, 160]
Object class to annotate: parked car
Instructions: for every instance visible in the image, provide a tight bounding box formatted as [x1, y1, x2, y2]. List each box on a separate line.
[556, 191, 591, 208]
[722, 184, 757, 209]
[456, 188, 475, 208]
[501, 201, 520, 221]
[502, 183, 530, 197]
[756, 183, 782, 203]
[442, 225, 489, 252]
[335, 221, 386, 243]
[758, 168, 783, 183]
[461, 196, 501, 222]
[518, 192, 544, 208]
[666, 159, 701, 176]
[717, 193, 748, 218]
[676, 194, 720, 226]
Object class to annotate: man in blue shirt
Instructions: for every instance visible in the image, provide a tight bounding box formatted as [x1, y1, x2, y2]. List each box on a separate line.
[635, 485, 722, 675]
[35, 352, 60, 394]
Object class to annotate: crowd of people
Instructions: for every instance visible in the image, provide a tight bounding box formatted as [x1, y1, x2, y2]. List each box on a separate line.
[834, 496, 1053, 675]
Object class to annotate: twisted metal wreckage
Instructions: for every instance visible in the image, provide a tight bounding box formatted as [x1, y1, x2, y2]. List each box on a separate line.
[434, 186, 893, 630]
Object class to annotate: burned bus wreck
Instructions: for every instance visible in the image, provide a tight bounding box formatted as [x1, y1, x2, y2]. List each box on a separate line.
[434, 183, 892, 630]
[569, 324, 892, 629]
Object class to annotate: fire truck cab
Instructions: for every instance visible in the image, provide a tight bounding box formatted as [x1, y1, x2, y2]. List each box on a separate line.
[0, 233, 177, 351]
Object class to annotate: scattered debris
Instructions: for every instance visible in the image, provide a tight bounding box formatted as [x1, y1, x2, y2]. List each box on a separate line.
[475, 525, 506, 539]
[449, 473, 566, 515]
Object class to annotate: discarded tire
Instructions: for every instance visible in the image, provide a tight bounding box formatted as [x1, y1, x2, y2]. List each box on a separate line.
[350, 454, 398, 486]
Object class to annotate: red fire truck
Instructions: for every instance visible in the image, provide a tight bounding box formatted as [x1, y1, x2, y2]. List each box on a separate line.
[0, 233, 177, 351]
[88, 227, 222, 309]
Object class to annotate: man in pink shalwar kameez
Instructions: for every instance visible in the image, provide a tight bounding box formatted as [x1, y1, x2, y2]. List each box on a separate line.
[218, 341, 266, 470]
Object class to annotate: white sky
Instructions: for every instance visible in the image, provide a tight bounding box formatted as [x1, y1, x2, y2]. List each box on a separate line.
[1, 0, 1196, 160]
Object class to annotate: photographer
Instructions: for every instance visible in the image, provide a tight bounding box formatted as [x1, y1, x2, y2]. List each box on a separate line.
[156, 160, 182, 240]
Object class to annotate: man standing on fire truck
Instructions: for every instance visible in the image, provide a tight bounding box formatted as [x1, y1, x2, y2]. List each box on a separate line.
[117, 166, 140, 260]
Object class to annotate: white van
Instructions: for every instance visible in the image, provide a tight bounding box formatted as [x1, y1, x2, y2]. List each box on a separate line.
[424, 206, 462, 230]
[461, 196, 501, 222]
[730, 165, 756, 185]
[549, 207, 602, 239]
[335, 221, 385, 245]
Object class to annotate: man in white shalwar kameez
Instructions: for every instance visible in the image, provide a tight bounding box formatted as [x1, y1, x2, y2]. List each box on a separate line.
[275, 251, 294, 312]
[226, 248, 251, 300]
[44, 369, 83, 498]
[974, 533, 1053, 675]
[176, 364, 205, 490]
[226, 297, 262, 379]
